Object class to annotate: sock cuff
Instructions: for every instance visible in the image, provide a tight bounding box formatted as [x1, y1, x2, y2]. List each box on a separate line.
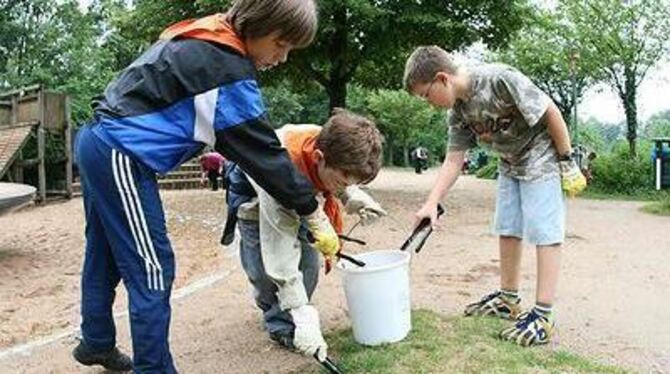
[534, 303, 553, 315]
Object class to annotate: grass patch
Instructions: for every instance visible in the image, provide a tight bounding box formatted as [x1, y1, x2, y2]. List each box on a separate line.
[317, 310, 628, 374]
[641, 198, 670, 216]
[581, 189, 670, 202]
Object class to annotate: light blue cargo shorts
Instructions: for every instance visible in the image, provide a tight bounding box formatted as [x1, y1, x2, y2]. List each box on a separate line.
[494, 173, 565, 246]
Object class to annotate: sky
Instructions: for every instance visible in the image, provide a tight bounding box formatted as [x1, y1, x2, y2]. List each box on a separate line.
[77, 0, 670, 124]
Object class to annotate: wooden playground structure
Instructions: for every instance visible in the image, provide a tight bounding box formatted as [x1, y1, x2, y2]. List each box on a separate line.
[0, 85, 73, 202]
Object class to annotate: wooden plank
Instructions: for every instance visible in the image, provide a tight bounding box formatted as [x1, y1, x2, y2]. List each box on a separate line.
[0, 126, 34, 179]
[43, 92, 66, 130]
[0, 84, 41, 99]
[17, 97, 38, 124]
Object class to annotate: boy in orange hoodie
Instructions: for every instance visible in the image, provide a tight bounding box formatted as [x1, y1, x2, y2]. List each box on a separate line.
[227, 109, 385, 360]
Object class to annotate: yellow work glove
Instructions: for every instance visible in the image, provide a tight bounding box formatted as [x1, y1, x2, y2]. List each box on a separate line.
[304, 209, 340, 259]
[559, 159, 587, 197]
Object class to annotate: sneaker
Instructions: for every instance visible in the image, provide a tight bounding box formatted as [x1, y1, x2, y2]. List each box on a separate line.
[464, 290, 522, 320]
[72, 341, 133, 372]
[269, 332, 295, 351]
[499, 309, 555, 347]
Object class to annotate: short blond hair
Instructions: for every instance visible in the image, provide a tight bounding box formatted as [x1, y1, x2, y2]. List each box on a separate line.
[317, 109, 383, 184]
[403, 46, 460, 92]
[228, 0, 318, 48]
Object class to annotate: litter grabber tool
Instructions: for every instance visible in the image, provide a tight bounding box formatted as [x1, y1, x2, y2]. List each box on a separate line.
[305, 232, 367, 270]
[314, 350, 344, 374]
[400, 203, 445, 253]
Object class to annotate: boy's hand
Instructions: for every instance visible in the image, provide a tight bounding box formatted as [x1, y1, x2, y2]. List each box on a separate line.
[559, 159, 587, 197]
[290, 305, 328, 361]
[304, 210, 340, 259]
[343, 187, 387, 225]
[414, 202, 440, 228]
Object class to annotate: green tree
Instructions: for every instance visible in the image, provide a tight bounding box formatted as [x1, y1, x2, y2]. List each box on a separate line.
[0, 0, 117, 123]
[365, 89, 446, 166]
[642, 110, 670, 139]
[112, 0, 530, 113]
[498, 9, 600, 133]
[562, 0, 670, 157]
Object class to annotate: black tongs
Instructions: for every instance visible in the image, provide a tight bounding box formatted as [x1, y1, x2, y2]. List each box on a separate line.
[315, 351, 344, 374]
[305, 232, 367, 268]
[399, 204, 445, 253]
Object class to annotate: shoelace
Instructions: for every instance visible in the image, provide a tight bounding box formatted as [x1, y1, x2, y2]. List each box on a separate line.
[515, 310, 542, 330]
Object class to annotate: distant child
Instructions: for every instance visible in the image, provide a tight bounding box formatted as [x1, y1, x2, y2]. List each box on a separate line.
[227, 109, 385, 360]
[72, 1, 341, 372]
[403, 46, 586, 347]
[199, 151, 227, 191]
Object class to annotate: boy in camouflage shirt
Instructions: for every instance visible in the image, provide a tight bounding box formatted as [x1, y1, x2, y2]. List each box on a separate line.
[403, 46, 586, 346]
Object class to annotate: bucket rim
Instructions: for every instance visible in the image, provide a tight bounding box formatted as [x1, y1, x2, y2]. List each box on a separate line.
[336, 249, 410, 274]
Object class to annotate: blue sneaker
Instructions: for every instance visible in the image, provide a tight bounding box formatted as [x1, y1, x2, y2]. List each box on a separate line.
[464, 291, 522, 320]
[499, 310, 555, 347]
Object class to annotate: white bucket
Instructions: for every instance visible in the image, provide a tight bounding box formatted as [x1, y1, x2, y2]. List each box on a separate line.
[337, 250, 411, 346]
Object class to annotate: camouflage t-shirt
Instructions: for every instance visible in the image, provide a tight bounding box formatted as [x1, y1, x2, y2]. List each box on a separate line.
[448, 63, 558, 181]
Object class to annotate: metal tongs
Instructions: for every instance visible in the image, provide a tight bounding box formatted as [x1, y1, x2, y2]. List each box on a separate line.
[306, 231, 367, 268]
[314, 350, 344, 374]
[400, 203, 445, 253]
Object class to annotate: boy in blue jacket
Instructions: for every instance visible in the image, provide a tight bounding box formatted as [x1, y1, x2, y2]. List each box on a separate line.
[72, 1, 338, 372]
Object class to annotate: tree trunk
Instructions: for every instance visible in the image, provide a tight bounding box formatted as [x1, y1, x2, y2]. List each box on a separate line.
[403, 145, 409, 167]
[387, 139, 394, 166]
[326, 4, 348, 112]
[326, 80, 347, 112]
[621, 65, 638, 158]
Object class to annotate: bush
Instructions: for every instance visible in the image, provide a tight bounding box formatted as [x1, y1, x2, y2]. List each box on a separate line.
[475, 158, 499, 180]
[588, 140, 655, 195]
[365, 89, 447, 167]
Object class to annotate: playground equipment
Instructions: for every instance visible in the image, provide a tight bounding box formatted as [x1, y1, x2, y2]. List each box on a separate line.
[0, 182, 36, 215]
[0, 85, 73, 202]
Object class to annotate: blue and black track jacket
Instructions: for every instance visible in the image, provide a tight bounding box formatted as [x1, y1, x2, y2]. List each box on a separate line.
[90, 16, 317, 215]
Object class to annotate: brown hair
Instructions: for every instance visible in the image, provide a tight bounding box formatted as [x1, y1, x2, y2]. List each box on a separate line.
[227, 0, 318, 48]
[403, 45, 460, 92]
[316, 109, 383, 184]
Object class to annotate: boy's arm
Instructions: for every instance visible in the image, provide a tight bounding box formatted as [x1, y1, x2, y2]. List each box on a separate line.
[213, 83, 317, 216]
[543, 102, 572, 156]
[416, 109, 473, 226]
[415, 150, 465, 226]
[543, 101, 587, 196]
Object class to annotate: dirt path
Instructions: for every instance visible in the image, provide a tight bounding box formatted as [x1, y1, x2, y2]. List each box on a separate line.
[1, 169, 668, 373]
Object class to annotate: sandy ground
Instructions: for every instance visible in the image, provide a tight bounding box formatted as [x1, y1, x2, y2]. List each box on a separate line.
[0, 168, 669, 373]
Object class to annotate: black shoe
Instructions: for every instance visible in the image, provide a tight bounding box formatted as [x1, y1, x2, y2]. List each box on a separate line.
[269, 332, 295, 351]
[73, 341, 133, 372]
[220, 231, 235, 246]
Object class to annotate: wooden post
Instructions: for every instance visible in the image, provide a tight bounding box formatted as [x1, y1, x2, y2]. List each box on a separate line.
[10, 95, 23, 183]
[64, 95, 73, 197]
[37, 89, 46, 202]
[10, 95, 18, 125]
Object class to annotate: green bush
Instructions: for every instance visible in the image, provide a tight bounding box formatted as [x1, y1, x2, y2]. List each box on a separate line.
[365, 89, 447, 167]
[588, 140, 655, 195]
[475, 159, 499, 180]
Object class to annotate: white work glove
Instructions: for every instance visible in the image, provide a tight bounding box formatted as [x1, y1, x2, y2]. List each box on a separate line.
[304, 209, 340, 260]
[290, 304, 328, 361]
[343, 186, 387, 225]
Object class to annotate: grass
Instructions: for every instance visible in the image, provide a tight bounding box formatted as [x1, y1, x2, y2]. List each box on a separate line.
[316, 310, 628, 374]
[641, 198, 670, 216]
